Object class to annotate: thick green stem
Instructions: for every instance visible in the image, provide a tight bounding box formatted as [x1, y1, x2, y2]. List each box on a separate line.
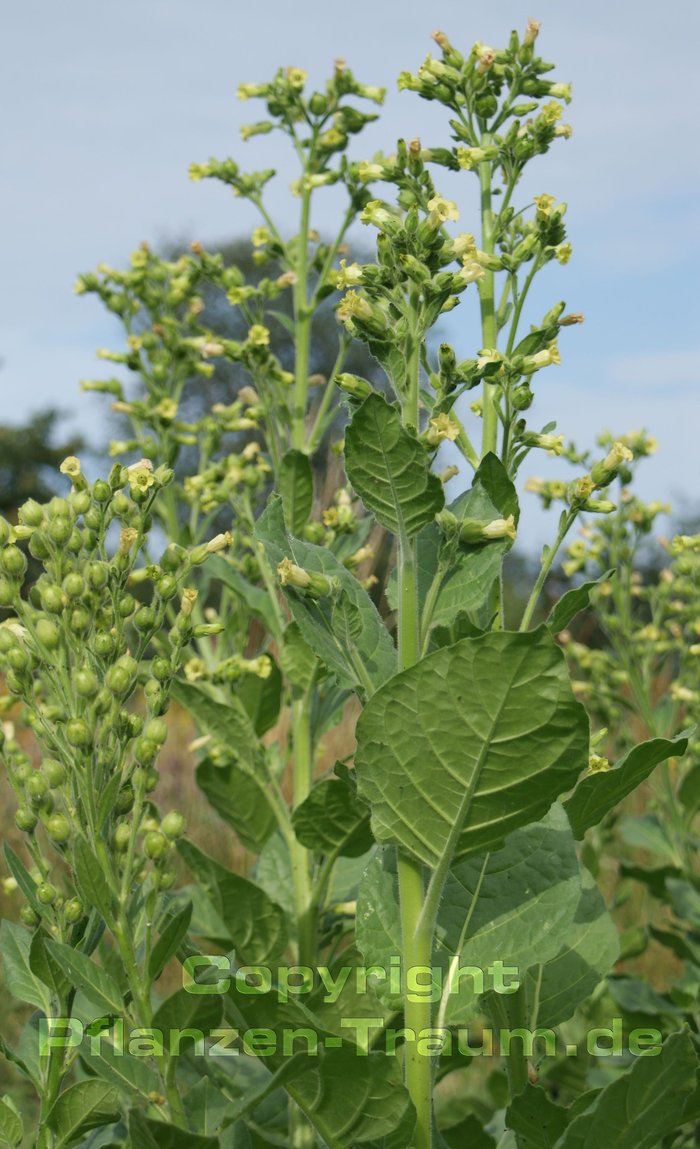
[291, 189, 313, 451]
[399, 854, 433, 1149]
[478, 147, 498, 460]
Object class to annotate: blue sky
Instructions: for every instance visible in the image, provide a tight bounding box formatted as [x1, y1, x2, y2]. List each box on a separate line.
[2, 0, 699, 546]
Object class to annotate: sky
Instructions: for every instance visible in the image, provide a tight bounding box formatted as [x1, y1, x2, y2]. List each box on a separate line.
[2, 0, 699, 548]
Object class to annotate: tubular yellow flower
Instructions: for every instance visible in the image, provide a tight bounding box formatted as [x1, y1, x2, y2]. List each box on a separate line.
[427, 195, 460, 223]
[533, 193, 556, 218]
[252, 227, 271, 247]
[425, 414, 460, 446]
[59, 456, 82, 478]
[524, 18, 541, 46]
[555, 243, 572, 265]
[247, 324, 270, 347]
[286, 67, 308, 89]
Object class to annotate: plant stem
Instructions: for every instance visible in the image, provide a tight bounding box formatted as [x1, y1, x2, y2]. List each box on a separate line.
[395, 335, 434, 1147]
[289, 690, 316, 967]
[520, 511, 576, 631]
[291, 188, 312, 451]
[478, 145, 498, 459]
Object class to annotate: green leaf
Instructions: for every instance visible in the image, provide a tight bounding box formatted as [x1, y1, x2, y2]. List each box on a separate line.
[72, 839, 115, 924]
[564, 731, 690, 838]
[255, 498, 396, 695]
[46, 940, 125, 1016]
[148, 901, 193, 981]
[236, 660, 282, 737]
[178, 839, 287, 964]
[81, 1033, 160, 1099]
[551, 1030, 697, 1149]
[0, 1097, 23, 1148]
[386, 456, 517, 631]
[197, 755, 277, 854]
[0, 920, 51, 1012]
[279, 449, 314, 535]
[128, 1109, 218, 1149]
[618, 814, 678, 861]
[29, 929, 71, 1000]
[205, 556, 281, 639]
[442, 1114, 496, 1149]
[171, 680, 259, 759]
[355, 627, 588, 867]
[679, 763, 700, 817]
[524, 870, 619, 1028]
[344, 393, 444, 539]
[358, 808, 584, 1022]
[152, 987, 222, 1040]
[47, 1081, 120, 1149]
[278, 621, 319, 691]
[292, 767, 373, 858]
[224, 987, 414, 1147]
[4, 843, 42, 915]
[506, 1084, 568, 1149]
[546, 571, 614, 634]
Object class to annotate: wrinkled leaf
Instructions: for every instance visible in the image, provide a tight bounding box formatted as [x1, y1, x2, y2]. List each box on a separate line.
[279, 449, 314, 535]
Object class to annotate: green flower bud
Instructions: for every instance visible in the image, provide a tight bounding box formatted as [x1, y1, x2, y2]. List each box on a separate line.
[156, 869, 177, 890]
[66, 719, 90, 747]
[93, 687, 113, 715]
[35, 618, 61, 650]
[144, 718, 168, 745]
[88, 562, 110, 589]
[48, 517, 72, 545]
[114, 823, 132, 852]
[7, 647, 30, 671]
[115, 785, 135, 814]
[1, 546, 28, 578]
[41, 586, 65, 614]
[75, 668, 99, 697]
[134, 737, 159, 765]
[117, 593, 136, 618]
[27, 774, 49, 804]
[70, 608, 91, 633]
[70, 490, 92, 515]
[151, 657, 171, 682]
[20, 905, 40, 926]
[64, 897, 83, 922]
[160, 544, 186, 574]
[0, 577, 16, 607]
[93, 632, 116, 657]
[28, 532, 50, 560]
[92, 480, 112, 504]
[16, 807, 38, 832]
[14, 762, 32, 785]
[144, 831, 168, 859]
[43, 760, 67, 787]
[18, 499, 45, 527]
[112, 492, 132, 516]
[83, 506, 102, 530]
[46, 813, 71, 842]
[37, 882, 58, 905]
[63, 573, 86, 598]
[157, 575, 178, 600]
[134, 606, 156, 631]
[161, 811, 186, 840]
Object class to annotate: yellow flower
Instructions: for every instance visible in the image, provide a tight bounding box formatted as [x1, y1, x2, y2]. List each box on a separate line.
[555, 124, 573, 139]
[533, 194, 556, 218]
[184, 658, 206, 682]
[541, 101, 563, 126]
[59, 456, 82, 478]
[247, 324, 270, 347]
[333, 259, 364, 290]
[427, 195, 460, 223]
[588, 755, 610, 774]
[426, 414, 460, 446]
[482, 515, 517, 542]
[155, 398, 178, 421]
[252, 227, 271, 247]
[286, 67, 308, 89]
[555, 243, 572, 265]
[524, 18, 541, 46]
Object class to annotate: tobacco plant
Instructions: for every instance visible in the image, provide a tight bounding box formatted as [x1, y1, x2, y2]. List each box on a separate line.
[1, 20, 699, 1149]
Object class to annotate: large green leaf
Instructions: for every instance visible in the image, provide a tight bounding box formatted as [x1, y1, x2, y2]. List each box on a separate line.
[506, 1084, 568, 1149]
[45, 940, 125, 1016]
[355, 628, 588, 867]
[357, 808, 584, 1021]
[0, 1098, 23, 1148]
[546, 571, 614, 634]
[196, 755, 277, 853]
[279, 449, 314, 535]
[72, 840, 115, 925]
[564, 731, 690, 838]
[0, 921, 51, 1012]
[171, 680, 259, 759]
[29, 929, 71, 1001]
[46, 1081, 120, 1149]
[292, 766, 373, 858]
[128, 1110, 218, 1149]
[255, 498, 396, 695]
[80, 1033, 160, 1099]
[524, 870, 619, 1029]
[178, 839, 287, 964]
[148, 900, 193, 981]
[385, 455, 517, 634]
[224, 987, 414, 1148]
[551, 1030, 697, 1149]
[344, 393, 444, 539]
[236, 660, 282, 736]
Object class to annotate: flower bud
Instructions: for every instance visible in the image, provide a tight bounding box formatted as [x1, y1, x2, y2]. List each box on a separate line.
[114, 823, 132, 852]
[161, 811, 186, 840]
[144, 831, 168, 860]
[64, 898, 83, 923]
[0, 546, 27, 579]
[44, 760, 66, 787]
[46, 813, 71, 842]
[16, 807, 38, 833]
[459, 515, 517, 544]
[66, 719, 90, 747]
[277, 558, 336, 598]
[37, 882, 58, 905]
[335, 373, 373, 400]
